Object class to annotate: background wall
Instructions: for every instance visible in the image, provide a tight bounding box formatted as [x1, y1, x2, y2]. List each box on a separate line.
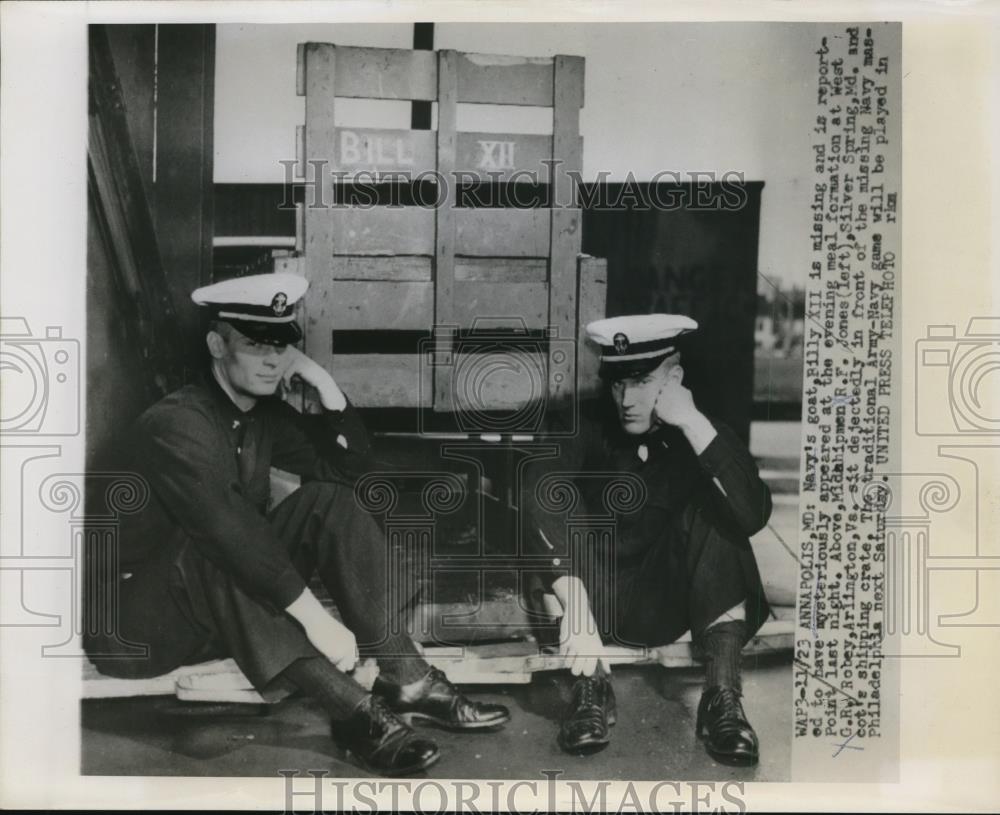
[213, 22, 820, 289]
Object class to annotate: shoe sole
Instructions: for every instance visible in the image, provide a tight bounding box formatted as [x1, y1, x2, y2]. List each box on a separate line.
[399, 711, 511, 732]
[696, 725, 759, 767]
[703, 746, 759, 767]
[558, 708, 616, 755]
[558, 736, 612, 755]
[344, 747, 442, 777]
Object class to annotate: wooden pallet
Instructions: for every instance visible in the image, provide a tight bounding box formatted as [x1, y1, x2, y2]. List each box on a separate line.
[82, 606, 794, 700]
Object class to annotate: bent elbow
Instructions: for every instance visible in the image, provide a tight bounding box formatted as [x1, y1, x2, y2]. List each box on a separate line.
[740, 484, 773, 537]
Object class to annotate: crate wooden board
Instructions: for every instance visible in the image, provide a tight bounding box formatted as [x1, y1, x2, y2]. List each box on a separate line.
[280, 256, 547, 283]
[82, 609, 794, 697]
[306, 280, 551, 335]
[321, 207, 552, 258]
[313, 280, 433, 329]
[299, 127, 582, 183]
[297, 44, 572, 107]
[295, 259, 605, 408]
[330, 353, 433, 408]
[297, 42, 597, 412]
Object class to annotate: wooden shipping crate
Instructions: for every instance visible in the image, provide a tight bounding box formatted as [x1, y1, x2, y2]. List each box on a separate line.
[288, 43, 605, 412]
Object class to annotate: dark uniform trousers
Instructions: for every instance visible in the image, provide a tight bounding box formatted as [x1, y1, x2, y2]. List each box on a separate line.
[584, 505, 770, 650]
[86, 378, 430, 699]
[88, 481, 425, 701]
[523, 400, 772, 651]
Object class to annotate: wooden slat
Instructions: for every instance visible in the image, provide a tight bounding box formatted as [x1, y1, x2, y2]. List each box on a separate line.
[85, 617, 793, 693]
[303, 43, 338, 370]
[412, 609, 794, 682]
[329, 207, 435, 255]
[330, 255, 432, 281]
[318, 280, 433, 330]
[83, 658, 240, 700]
[455, 257, 546, 282]
[433, 49, 460, 412]
[289, 255, 548, 283]
[295, 124, 305, 179]
[456, 52, 556, 106]
[576, 255, 608, 398]
[454, 281, 549, 328]
[296, 43, 305, 96]
[548, 54, 585, 404]
[455, 208, 551, 257]
[298, 44, 438, 101]
[456, 132, 579, 182]
[214, 236, 295, 248]
[294, 204, 304, 254]
[318, 208, 550, 258]
[274, 256, 301, 276]
[333, 127, 435, 176]
[296, 45, 570, 106]
[328, 127, 580, 181]
[331, 354, 432, 408]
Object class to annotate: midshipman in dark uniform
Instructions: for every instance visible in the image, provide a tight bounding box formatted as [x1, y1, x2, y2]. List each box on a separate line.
[522, 314, 772, 765]
[86, 272, 508, 776]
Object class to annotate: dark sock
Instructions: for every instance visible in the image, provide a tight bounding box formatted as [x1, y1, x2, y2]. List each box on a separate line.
[371, 634, 432, 686]
[281, 657, 368, 721]
[700, 620, 746, 691]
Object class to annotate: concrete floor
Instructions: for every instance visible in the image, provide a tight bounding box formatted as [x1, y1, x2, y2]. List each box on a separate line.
[82, 653, 791, 781]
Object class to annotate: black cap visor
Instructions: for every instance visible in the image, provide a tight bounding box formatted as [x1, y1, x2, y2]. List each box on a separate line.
[224, 318, 302, 346]
[598, 353, 670, 382]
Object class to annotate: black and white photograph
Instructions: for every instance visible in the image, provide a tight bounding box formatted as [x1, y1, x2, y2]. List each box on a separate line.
[3, 3, 998, 812]
[77, 19, 857, 784]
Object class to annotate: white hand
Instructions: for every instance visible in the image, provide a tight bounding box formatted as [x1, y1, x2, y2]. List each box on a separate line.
[652, 374, 717, 454]
[281, 346, 346, 411]
[304, 614, 359, 673]
[652, 374, 699, 428]
[558, 607, 610, 677]
[285, 589, 358, 672]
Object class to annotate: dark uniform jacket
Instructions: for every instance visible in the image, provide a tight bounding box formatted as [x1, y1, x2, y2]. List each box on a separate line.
[116, 375, 373, 610]
[521, 398, 773, 646]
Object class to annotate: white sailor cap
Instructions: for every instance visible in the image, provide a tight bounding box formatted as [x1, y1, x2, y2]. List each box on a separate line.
[586, 314, 698, 380]
[192, 272, 308, 345]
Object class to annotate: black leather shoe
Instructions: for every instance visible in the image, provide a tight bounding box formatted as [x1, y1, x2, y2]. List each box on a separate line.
[696, 686, 759, 766]
[374, 667, 510, 731]
[332, 696, 440, 776]
[558, 673, 617, 754]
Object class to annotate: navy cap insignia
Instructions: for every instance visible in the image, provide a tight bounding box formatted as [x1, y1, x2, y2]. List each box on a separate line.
[613, 332, 630, 354]
[271, 292, 288, 316]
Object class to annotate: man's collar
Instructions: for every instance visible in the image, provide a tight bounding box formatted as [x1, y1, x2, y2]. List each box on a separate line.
[203, 366, 256, 417]
[628, 423, 682, 462]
